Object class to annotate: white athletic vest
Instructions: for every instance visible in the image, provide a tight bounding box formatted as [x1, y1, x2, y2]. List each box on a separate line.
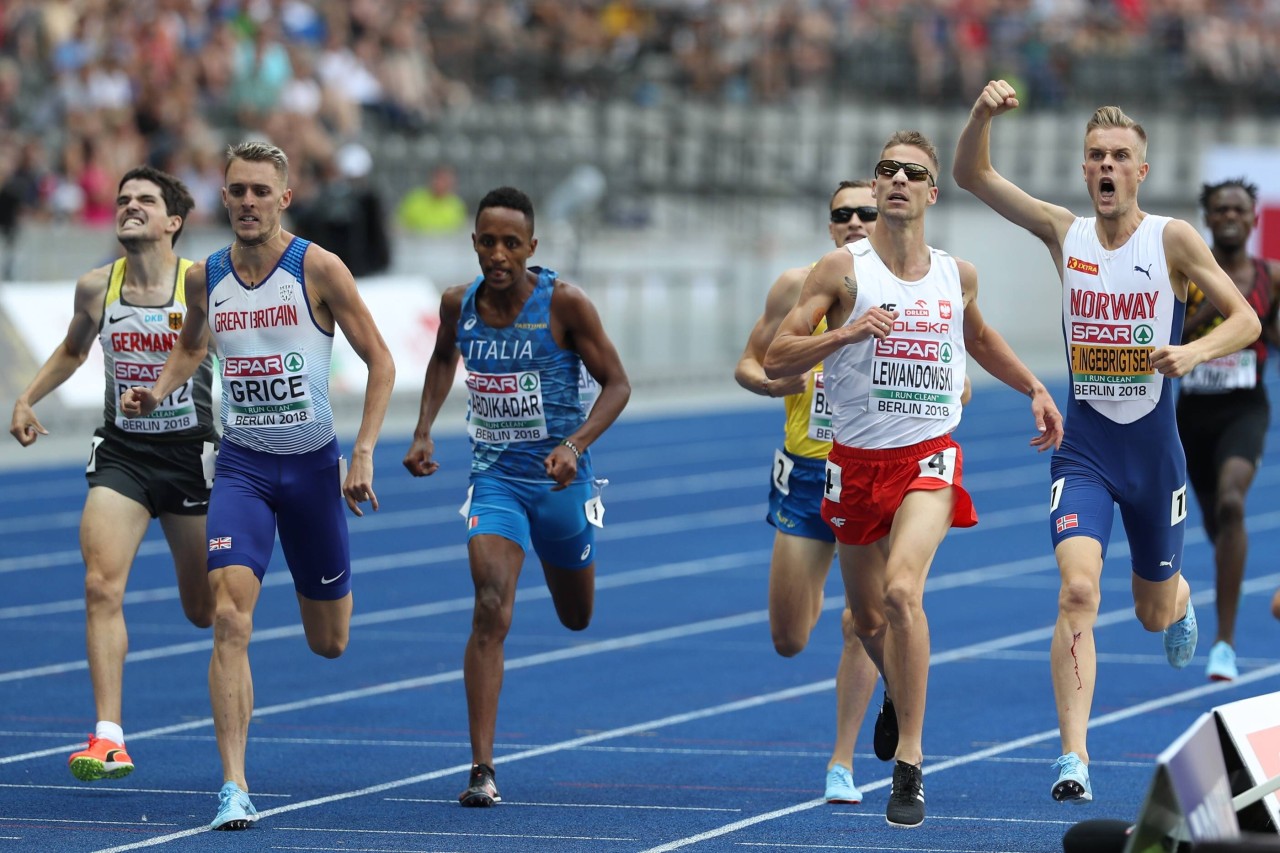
[825, 240, 966, 449]
[205, 238, 336, 453]
[1061, 215, 1176, 424]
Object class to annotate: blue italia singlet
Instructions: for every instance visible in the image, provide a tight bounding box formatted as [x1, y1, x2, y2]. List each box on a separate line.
[458, 266, 593, 483]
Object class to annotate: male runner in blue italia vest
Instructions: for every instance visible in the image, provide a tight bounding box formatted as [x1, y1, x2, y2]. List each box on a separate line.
[403, 186, 631, 807]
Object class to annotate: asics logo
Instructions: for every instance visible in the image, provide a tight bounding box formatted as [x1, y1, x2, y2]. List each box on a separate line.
[320, 571, 346, 585]
[182, 498, 209, 507]
[580, 544, 591, 561]
[463, 316, 477, 329]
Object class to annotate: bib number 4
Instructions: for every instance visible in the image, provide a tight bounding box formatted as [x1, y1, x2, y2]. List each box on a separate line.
[918, 447, 957, 484]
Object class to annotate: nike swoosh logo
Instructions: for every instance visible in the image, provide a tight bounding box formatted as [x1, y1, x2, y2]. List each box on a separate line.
[182, 498, 209, 507]
[214, 296, 233, 307]
[104, 749, 124, 762]
[320, 572, 345, 585]
[108, 313, 134, 324]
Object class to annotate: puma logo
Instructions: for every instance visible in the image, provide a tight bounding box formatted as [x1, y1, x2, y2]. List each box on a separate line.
[1134, 264, 1152, 280]
[1158, 554, 1175, 569]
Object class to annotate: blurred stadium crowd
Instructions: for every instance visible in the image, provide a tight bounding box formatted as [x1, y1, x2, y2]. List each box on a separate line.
[0, 0, 1276, 239]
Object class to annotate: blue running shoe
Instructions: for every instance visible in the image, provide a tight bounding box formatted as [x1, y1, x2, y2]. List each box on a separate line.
[1051, 753, 1093, 803]
[1206, 640, 1237, 681]
[211, 781, 258, 830]
[824, 764, 862, 804]
[1164, 600, 1198, 669]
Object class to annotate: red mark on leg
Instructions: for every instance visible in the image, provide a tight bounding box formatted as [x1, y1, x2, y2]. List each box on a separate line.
[1070, 631, 1083, 690]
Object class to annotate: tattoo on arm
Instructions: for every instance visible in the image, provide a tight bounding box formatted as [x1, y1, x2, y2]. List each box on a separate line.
[843, 276, 858, 303]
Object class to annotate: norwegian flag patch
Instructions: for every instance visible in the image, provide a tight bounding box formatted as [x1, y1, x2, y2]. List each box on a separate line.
[209, 536, 232, 550]
[1056, 514, 1079, 534]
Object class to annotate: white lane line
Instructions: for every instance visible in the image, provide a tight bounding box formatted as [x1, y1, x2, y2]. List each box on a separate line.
[385, 797, 740, 812]
[88, 611, 1280, 851]
[636, 662, 1280, 853]
[0, 549, 769, 681]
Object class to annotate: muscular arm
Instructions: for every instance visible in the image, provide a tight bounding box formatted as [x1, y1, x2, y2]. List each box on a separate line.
[1151, 220, 1262, 377]
[953, 80, 1075, 264]
[548, 281, 631, 488]
[403, 285, 464, 478]
[309, 248, 396, 514]
[960, 260, 1063, 451]
[762, 248, 897, 379]
[10, 266, 108, 445]
[734, 267, 808, 398]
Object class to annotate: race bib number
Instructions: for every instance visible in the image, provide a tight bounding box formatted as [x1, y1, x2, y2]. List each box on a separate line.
[807, 371, 834, 441]
[1180, 349, 1256, 394]
[585, 477, 609, 528]
[1070, 343, 1156, 400]
[466, 370, 548, 443]
[917, 446, 957, 485]
[114, 361, 198, 434]
[869, 337, 961, 419]
[222, 352, 315, 428]
[823, 459, 842, 502]
[772, 448, 794, 495]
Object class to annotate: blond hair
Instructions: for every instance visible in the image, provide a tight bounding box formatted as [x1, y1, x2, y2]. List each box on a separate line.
[1085, 106, 1147, 161]
[224, 141, 289, 181]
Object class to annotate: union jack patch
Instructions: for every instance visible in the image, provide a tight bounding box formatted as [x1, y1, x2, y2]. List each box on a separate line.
[209, 536, 232, 550]
[1055, 514, 1079, 534]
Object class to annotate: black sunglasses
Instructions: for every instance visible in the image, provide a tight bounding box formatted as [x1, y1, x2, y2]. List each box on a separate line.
[830, 206, 878, 224]
[875, 159, 935, 185]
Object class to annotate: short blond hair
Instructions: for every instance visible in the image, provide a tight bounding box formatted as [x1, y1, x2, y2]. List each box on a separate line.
[1085, 106, 1147, 162]
[225, 141, 289, 181]
[881, 130, 940, 177]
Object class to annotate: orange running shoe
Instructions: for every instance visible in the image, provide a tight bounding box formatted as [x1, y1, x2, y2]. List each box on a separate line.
[69, 736, 134, 781]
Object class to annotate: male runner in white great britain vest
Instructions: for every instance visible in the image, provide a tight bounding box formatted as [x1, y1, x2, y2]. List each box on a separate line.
[122, 141, 394, 831]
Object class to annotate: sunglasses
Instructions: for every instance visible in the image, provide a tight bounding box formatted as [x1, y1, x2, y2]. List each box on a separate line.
[875, 159, 935, 185]
[830, 206, 878, 224]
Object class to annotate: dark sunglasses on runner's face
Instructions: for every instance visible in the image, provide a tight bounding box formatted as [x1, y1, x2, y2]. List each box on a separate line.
[830, 206, 878, 224]
[875, 159, 934, 183]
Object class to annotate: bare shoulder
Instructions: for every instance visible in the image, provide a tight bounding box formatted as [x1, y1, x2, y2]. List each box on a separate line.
[770, 265, 811, 304]
[439, 282, 468, 314]
[550, 277, 595, 315]
[183, 259, 208, 288]
[301, 240, 351, 284]
[75, 262, 113, 296]
[811, 244, 854, 283]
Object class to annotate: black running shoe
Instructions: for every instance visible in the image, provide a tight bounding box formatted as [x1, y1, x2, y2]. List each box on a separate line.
[458, 763, 501, 807]
[873, 692, 899, 762]
[886, 760, 925, 828]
